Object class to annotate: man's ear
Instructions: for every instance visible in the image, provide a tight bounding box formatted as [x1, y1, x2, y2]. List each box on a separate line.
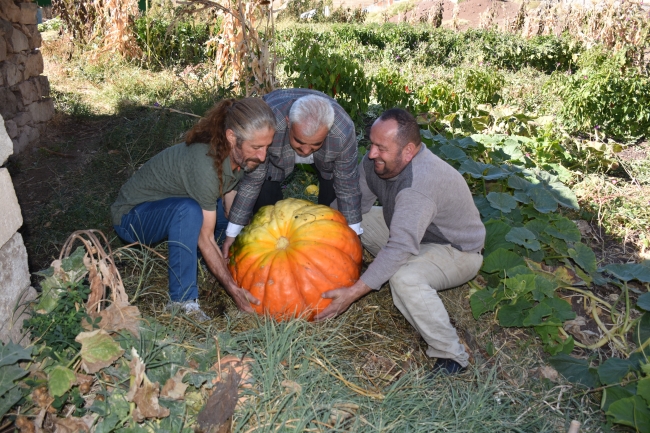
[403, 142, 419, 163]
[225, 129, 237, 148]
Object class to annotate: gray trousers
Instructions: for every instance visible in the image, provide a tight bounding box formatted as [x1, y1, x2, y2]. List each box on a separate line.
[361, 207, 483, 367]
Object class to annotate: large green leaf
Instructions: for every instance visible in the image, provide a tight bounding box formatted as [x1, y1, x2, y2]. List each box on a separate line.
[507, 175, 533, 190]
[458, 159, 492, 178]
[531, 275, 558, 301]
[481, 248, 526, 274]
[548, 353, 600, 388]
[497, 298, 533, 327]
[606, 396, 650, 432]
[48, 365, 77, 398]
[602, 384, 636, 412]
[505, 227, 540, 251]
[439, 144, 467, 161]
[0, 342, 32, 368]
[486, 192, 517, 213]
[639, 377, 650, 406]
[597, 358, 636, 386]
[603, 263, 650, 283]
[483, 165, 510, 180]
[535, 170, 580, 210]
[484, 220, 514, 256]
[544, 217, 581, 242]
[527, 186, 558, 213]
[503, 274, 537, 298]
[92, 391, 131, 433]
[523, 297, 575, 326]
[0, 364, 29, 397]
[638, 293, 650, 312]
[568, 242, 597, 274]
[0, 386, 23, 419]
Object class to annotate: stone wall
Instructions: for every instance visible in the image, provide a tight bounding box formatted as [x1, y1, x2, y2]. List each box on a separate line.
[0, 113, 36, 344]
[0, 0, 54, 154]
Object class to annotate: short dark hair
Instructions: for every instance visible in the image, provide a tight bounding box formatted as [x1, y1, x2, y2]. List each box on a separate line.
[378, 108, 421, 150]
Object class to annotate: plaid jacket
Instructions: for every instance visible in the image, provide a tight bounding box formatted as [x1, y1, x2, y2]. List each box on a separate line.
[228, 89, 362, 225]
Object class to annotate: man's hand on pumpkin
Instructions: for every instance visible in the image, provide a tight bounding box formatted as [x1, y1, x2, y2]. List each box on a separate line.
[313, 280, 372, 321]
[225, 284, 260, 313]
[221, 236, 236, 258]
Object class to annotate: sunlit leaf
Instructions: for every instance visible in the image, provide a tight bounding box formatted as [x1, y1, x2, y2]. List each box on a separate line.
[487, 192, 517, 213]
[568, 242, 597, 274]
[481, 248, 526, 274]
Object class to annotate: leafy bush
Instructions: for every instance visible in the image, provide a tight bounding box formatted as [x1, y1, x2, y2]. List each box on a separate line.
[454, 67, 503, 105]
[37, 17, 63, 32]
[555, 48, 650, 140]
[277, 0, 332, 21]
[283, 36, 371, 123]
[372, 67, 412, 111]
[133, 16, 218, 68]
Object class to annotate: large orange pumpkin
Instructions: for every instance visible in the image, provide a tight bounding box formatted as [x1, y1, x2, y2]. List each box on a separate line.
[228, 198, 363, 321]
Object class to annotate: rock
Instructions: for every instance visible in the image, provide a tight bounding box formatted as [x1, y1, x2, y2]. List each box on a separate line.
[7, 26, 28, 53]
[18, 2, 37, 25]
[0, 18, 12, 37]
[14, 76, 39, 104]
[12, 122, 38, 153]
[0, 167, 22, 247]
[0, 113, 12, 164]
[0, 232, 37, 345]
[27, 97, 53, 122]
[35, 74, 49, 96]
[23, 49, 42, 77]
[0, 35, 6, 61]
[12, 110, 30, 126]
[25, 23, 39, 49]
[0, 59, 22, 86]
[0, 86, 19, 118]
[4, 118, 17, 138]
[0, 1, 21, 22]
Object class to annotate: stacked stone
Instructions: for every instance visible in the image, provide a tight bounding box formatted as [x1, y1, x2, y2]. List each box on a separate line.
[0, 114, 36, 344]
[0, 0, 54, 154]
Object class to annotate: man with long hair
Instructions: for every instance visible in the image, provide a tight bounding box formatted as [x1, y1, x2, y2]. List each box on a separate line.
[220, 89, 363, 256]
[314, 108, 486, 376]
[111, 98, 276, 319]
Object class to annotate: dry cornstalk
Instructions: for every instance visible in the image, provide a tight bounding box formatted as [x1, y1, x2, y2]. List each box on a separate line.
[478, 0, 497, 30]
[178, 0, 276, 96]
[426, 0, 444, 28]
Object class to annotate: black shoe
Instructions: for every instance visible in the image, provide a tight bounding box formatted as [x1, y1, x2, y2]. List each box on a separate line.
[431, 358, 466, 375]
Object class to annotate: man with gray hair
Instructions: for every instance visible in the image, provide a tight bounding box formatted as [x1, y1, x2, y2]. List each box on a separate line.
[221, 88, 362, 256]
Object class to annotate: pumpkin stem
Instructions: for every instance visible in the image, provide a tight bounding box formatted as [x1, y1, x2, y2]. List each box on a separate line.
[275, 237, 290, 250]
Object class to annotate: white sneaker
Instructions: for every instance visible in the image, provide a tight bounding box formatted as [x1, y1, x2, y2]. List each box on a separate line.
[166, 299, 210, 322]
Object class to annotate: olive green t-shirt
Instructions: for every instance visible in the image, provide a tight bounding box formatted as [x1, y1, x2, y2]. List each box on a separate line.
[111, 142, 243, 226]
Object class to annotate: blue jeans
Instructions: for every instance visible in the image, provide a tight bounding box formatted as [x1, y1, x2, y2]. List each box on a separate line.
[114, 197, 228, 302]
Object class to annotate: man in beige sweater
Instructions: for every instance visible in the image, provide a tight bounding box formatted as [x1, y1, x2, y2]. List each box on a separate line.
[315, 108, 486, 375]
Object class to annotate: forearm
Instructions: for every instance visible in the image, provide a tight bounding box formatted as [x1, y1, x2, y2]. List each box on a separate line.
[198, 234, 237, 290]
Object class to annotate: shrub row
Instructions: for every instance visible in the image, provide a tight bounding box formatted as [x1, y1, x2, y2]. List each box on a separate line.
[278, 24, 583, 73]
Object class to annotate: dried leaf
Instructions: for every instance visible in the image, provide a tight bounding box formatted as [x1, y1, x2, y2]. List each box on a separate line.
[96, 301, 141, 337]
[126, 348, 146, 401]
[161, 370, 189, 400]
[132, 375, 170, 422]
[197, 366, 240, 432]
[53, 416, 90, 433]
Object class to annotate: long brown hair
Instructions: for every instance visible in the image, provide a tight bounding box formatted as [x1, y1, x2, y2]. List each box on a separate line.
[185, 98, 276, 196]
